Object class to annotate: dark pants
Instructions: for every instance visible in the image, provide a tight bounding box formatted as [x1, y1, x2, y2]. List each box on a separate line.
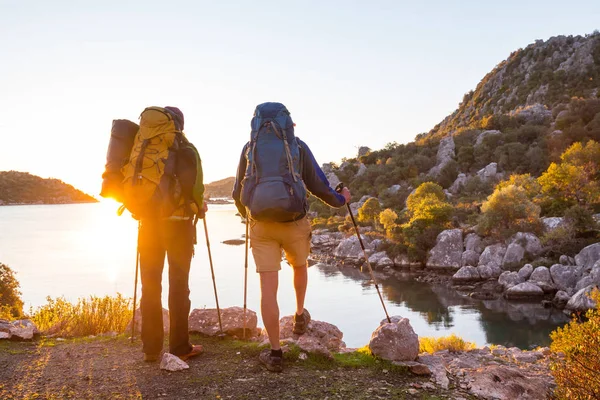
[139, 218, 195, 356]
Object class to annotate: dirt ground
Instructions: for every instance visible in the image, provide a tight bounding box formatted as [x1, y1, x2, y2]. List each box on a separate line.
[0, 335, 475, 400]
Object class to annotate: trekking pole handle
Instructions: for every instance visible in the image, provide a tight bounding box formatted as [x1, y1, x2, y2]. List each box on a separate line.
[335, 182, 344, 193]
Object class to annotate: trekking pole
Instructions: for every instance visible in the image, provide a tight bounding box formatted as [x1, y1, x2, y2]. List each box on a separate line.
[336, 183, 391, 323]
[131, 220, 141, 343]
[202, 217, 225, 338]
[243, 216, 249, 339]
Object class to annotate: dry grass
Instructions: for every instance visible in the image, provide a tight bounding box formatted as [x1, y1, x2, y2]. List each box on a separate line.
[419, 334, 476, 354]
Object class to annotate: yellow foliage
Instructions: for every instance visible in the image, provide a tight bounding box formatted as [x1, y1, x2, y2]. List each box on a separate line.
[419, 334, 476, 354]
[379, 208, 398, 230]
[550, 289, 600, 399]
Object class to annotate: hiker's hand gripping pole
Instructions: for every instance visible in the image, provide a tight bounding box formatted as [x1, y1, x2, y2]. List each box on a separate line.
[336, 183, 391, 323]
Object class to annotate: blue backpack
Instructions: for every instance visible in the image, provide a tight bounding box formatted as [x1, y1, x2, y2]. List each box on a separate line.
[240, 102, 308, 222]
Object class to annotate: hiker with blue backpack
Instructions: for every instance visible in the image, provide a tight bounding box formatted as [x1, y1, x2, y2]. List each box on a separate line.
[232, 102, 351, 372]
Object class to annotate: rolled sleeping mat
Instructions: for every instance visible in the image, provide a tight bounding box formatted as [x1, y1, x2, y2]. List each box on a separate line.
[100, 119, 139, 202]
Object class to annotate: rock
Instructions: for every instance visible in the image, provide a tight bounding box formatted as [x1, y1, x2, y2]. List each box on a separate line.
[311, 234, 338, 247]
[277, 316, 345, 357]
[498, 271, 523, 290]
[428, 136, 455, 177]
[504, 282, 544, 300]
[528, 266, 556, 293]
[475, 130, 501, 147]
[518, 264, 534, 281]
[393, 254, 411, 267]
[325, 172, 341, 188]
[321, 163, 333, 174]
[126, 308, 169, 335]
[417, 354, 449, 389]
[452, 266, 482, 283]
[357, 146, 371, 158]
[333, 235, 371, 260]
[510, 232, 543, 258]
[476, 162, 499, 182]
[512, 103, 552, 125]
[356, 163, 367, 177]
[465, 233, 484, 254]
[575, 243, 600, 271]
[565, 285, 598, 313]
[189, 307, 258, 338]
[478, 244, 507, 270]
[369, 316, 419, 362]
[160, 353, 189, 371]
[553, 291, 571, 308]
[449, 173, 468, 194]
[559, 255, 573, 266]
[542, 217, 564, 231]
[550, 264, 580, 292]
[385, 184, 401, 195]
[467, 364, 553, 400]
[502, 243, 525, 269]
[9, 319, 39, 340]
[368, 251, 394, 268]
[392, 360, 432, 375]
[478, 264, 502, 279]
[575, 275, 594, 292]
[426, 229, 463, 269]
[462, 250, 480, 267]
[0, 332, 10, 340]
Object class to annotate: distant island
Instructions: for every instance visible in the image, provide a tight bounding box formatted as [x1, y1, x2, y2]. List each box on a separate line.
[205, 176, 235, 199]
[0, 171, 97, 205]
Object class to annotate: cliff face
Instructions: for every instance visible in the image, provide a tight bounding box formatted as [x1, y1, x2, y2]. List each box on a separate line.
[426, 33, 600, 140]
[0, 171, 97, 205]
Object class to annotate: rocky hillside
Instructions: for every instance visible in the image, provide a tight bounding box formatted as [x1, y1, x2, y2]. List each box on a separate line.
[0, 171, 97, 205]
[205, 176, 235, 199]
[425, 32, 600, 140]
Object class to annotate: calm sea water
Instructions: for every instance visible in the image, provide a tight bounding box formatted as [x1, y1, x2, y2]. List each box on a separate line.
[0, 203, 568, 349]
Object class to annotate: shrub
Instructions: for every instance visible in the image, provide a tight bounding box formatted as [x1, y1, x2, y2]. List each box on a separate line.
[550, 290, 600, 399]
[32, 294, 132, 337]
[358, 198, 381, 227]
[0, 263, 23, 319]
[419, 334, 476, 354]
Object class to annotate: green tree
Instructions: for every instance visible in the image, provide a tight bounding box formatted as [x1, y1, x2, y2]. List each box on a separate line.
[0, 263, 23, 319]
[478, 185, 542, 239]
[496, 174, 541, 199]
[358, 198, 381, 226]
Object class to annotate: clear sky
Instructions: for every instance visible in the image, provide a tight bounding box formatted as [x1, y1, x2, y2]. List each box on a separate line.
[1, 0, 599, 196]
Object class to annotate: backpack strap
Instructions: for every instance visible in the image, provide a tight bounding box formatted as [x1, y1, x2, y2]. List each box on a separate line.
[270, 121, 298, 182]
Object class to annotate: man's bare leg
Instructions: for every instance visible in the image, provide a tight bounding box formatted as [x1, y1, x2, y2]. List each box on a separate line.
[293, 264, 308, 316]
[259, 271, 280, 350]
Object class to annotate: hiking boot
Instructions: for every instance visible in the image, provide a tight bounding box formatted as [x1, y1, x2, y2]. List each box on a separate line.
[143, 353, 159, 362]
[177, 344, 203, 361]
[259, 349, 283, 372]
[293, 309, 311, 335]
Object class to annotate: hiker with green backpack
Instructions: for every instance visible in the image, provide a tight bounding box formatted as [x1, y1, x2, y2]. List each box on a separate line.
[101, 106, 206, 362]
[232, 102, 351, 372]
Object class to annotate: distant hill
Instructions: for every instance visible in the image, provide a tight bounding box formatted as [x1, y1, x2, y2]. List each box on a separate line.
[205, 177, 235, 199]
[0, 171, 97, 205]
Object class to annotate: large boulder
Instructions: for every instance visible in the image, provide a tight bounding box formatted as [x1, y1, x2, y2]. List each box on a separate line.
[449, 173, 468, 194]
[478, 244, 507, 270]
[428, 136, 455, 177]
[465, 233, 484, 254]
[7, 319, 39, 340]
[189, 307, 258, 338]
[502, 243, 525, 269]
[498, 271, 524, 290]
[467, 364, 553, 400]
[369, 316, 419, 362]
[565, 285, 598, 313]
[326, 172, 341, 188]
[518, 264, 534, 281]
[504, 282, 544, 300]
[475, 130, 501, 147]
[333, 235, 371, 261]
[512, 103, 552, 125]
[462, 250, 480, 267]
[426, 229, 463, 269]
[575, 243, 600, 272]
[550, 264, 580, 292]
[528, 266, 556, 293]
[452, 266, 482, 283]
[476, 162, 499, 182]
[478, 264, 503, 279]
[126, 308, 169, 335]
[368, 251, 394, 268]
[276, 315, 345, 357]
[553, 291, 571, 308]
[510, 232, 543, 258]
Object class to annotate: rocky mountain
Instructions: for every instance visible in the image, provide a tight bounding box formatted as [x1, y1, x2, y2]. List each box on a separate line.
[205, 177, 235, 199]
[425, 32, 600, 140]
[0, 171, 97, 205]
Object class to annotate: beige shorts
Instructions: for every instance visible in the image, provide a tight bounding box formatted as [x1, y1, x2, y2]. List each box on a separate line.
[250, 217, 312, 272]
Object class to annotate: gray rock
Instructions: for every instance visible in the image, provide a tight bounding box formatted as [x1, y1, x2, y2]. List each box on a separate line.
[9, 320, 38, 340]
[550, 264, 580, 292]
[386, 184, 401, 195]
[277, 316, 346, 357]
[462, 250, 480, 267]
[575, 275, 594, 292]
[326, 172, 341, 188]
[334, 235, 371, 260]
[502, 243, 525, 269]
[510, 232, 543, 258]
[321, 163, 333, 174]
[575, 243, 600, 271]
[369, 317, 419, 361]
[478, 264, 502, 279]
[553, 291, 571, 308]
[559, 255, 573, 266]
[465, 233, 484, 254]
[311, 233, 340, 247]
[126, 308, 169, 335]
[542, 217, 564, 231]
[368, 251, 394, 268]
[504, 282, 544, 300]
[565, 285, 598, 313]
[428, 136, 456, 177]
[518, 264, 534, 281]
[393, 254, 411, 267]
[417, 354, 450, 389]
[0, 332, 9, 340]
[449, 173, 468, 194]
[498, 271, 524, 290]
[357, 146, 371, 158]
[426, 229, 463, 269]
[356, 163, 367, 177]
[478, 244, 507, 269]
[475, 130, 501, 147]
[189, 307, 258, 338]
[452, 266, 482, 283]
[160, 353, 189, 371]
[529, 266, 556, 293]
[467, 364, 553, 400]
[512, 103, 552, 124]
[392, 360, 432, 375]
[476, 162, 499, 182]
